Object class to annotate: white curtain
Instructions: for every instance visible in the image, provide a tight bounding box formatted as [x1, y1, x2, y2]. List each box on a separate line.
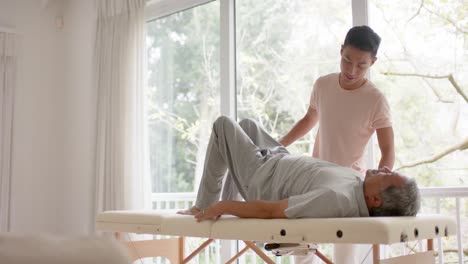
[94, 0, 151, 215]
[0, 31, 16, 231]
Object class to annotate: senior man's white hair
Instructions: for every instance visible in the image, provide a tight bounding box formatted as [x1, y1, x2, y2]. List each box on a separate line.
[369, 177, 421, 217]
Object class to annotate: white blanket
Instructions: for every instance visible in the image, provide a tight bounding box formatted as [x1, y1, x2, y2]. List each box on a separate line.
[0, 233, 130, 264]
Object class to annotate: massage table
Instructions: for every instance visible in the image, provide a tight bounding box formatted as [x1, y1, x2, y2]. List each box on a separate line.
[96, 210, 456, 264]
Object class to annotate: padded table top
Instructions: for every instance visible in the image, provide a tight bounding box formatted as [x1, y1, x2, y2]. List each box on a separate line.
[96, 210, 456, 244]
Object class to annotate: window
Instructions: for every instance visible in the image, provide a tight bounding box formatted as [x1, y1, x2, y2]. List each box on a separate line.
[369, 0, 467, 261]
[369, 0, 468, 187]
[146, 1, 220, 193]
[146, 0, 467, 192]
[236, 0, 352, 154]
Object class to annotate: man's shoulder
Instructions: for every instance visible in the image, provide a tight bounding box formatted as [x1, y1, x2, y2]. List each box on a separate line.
[315, 72, 339, 85]
[312, 73, 339, 96]
[362, 80, 387, 100]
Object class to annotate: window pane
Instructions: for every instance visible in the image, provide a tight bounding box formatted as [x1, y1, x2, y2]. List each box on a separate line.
[236, 0, 352, 154]
[369, 0, 468, 187]
[146, 2, 220, 193]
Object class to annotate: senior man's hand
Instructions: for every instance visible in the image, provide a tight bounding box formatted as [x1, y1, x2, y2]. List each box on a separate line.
[195, 203, 223, 222]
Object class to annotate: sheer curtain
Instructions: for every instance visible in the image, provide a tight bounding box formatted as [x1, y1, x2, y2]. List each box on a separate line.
[94, 0, 151, 216]
[0, 31, 16, 232]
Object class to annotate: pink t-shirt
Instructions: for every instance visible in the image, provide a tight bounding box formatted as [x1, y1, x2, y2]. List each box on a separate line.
[309, 73, 392, 173]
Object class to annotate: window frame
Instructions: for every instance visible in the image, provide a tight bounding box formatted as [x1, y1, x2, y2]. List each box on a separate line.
[146, 0, 215, 20]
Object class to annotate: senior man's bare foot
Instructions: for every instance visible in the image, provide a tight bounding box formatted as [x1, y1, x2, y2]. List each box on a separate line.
[177, 206, 200, 215]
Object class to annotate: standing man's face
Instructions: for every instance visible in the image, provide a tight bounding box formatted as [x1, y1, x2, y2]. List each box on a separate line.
[339, 45, 377, 90]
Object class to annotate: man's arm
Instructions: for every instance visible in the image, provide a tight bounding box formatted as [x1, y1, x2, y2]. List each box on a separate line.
[195, 199, 289, 222]
[279, 107, 318, 147]
[376, 126, 395, 169]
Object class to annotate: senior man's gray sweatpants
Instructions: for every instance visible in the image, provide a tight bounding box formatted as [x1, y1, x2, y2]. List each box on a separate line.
[195, 116, 288, 210]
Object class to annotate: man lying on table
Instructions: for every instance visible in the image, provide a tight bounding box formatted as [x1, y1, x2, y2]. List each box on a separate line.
[178, 116, 420, 221]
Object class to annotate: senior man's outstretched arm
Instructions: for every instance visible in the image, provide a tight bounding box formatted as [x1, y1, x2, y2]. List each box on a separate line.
[193, 199, 289, 222]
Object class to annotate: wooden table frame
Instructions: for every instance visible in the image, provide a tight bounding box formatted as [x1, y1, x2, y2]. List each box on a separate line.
[115, 232, 436, 264]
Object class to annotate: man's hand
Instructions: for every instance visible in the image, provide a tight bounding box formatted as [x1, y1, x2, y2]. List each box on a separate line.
[189, 200, 288, 222]
[194, 203, 223, 222]
[177, 206, 200, 215]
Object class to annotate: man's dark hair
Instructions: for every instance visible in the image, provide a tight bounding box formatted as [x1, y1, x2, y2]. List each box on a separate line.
[343, 25, 381, 57]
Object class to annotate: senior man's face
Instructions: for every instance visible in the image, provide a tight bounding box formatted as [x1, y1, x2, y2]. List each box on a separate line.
[364, 168, 407, 209]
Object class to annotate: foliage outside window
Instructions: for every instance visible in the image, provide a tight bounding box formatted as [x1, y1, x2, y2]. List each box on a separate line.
[236, 0, 352, 156]
[370, 0, 467, 187]
[146, 2, 220, 193]
[369, 0, 467, 261]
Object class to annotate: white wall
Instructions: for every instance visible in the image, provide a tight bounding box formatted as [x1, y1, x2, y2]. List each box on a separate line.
[0, 0, 96, 234]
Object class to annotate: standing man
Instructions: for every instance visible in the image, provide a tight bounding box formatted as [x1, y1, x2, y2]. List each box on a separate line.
[279, 25, 394, 264]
